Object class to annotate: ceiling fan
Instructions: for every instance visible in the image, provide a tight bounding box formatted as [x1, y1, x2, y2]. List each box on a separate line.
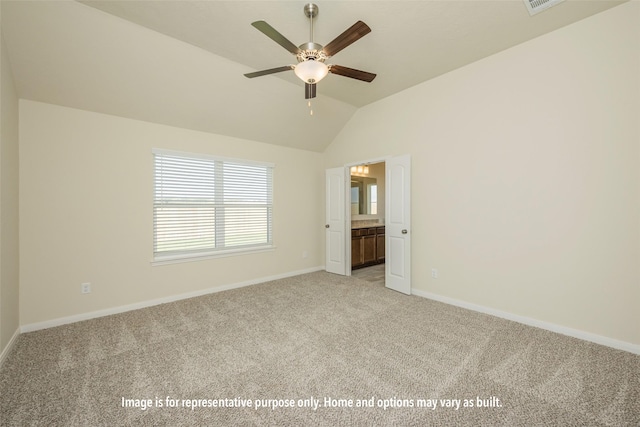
[244, 3, 376, 100]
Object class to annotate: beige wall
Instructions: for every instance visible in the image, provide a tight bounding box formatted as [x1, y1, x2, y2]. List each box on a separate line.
[0, 31, 20, 354]
[19, 100, 324, 326]
[325, 2, 640, 345]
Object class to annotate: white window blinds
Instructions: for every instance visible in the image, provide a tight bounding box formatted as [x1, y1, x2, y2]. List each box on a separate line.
[153, 149, 273, 261]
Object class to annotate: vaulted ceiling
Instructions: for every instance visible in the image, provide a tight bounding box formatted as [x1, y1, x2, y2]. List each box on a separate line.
[0, 1, 625, 152]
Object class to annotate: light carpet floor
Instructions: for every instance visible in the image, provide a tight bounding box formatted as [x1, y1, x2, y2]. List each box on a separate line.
[1, 271, 638, 426]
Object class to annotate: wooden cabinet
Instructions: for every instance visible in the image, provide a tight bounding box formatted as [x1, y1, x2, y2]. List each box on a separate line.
[351, 226, 385, 269]
[362, 235, 376, 264]
[351, 234, 362, 268]
[376, 227, 385, 262]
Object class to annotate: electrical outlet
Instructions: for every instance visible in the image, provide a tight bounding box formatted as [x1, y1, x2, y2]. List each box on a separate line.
[302, 250, 308, 259]
[431, 268, 438, 279]
[81, 282, 91, 294]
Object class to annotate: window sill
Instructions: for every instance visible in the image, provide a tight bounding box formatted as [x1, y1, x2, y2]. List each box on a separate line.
[151, 245, 276, 266]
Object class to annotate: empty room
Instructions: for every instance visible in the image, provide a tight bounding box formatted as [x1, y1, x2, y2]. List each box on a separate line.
[1, 0, 638, 425]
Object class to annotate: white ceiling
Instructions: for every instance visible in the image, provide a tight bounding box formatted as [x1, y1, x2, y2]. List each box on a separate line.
[0, 1, 625, 152]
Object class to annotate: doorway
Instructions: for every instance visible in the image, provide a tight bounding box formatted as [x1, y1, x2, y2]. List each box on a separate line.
[349, 161, 386, 287]
[325, 154, 411, 294]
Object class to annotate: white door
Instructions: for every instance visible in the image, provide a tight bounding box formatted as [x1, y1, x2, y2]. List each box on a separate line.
[325, 167, 347, 275]
[385, 155, 411, 294]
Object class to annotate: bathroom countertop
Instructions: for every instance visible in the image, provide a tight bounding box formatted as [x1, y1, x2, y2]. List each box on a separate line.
[351, 223, 385, 230]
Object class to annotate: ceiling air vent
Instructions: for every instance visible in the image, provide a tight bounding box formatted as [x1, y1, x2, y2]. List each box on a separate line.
[524, 0, 565, 16]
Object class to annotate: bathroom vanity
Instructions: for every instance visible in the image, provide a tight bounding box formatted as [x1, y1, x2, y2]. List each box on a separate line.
[351, 225, 385, 269]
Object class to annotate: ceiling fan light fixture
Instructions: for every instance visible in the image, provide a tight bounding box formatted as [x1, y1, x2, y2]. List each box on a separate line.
[294, 60, 328, 84]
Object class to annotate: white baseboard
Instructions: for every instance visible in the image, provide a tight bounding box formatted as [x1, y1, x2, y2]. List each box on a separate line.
[21, 266, 324, 333]
[411, 289, 640, 355]
[0, 328, 20, 368]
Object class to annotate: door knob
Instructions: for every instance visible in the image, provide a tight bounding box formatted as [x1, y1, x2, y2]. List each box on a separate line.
[401, 229, 408, 234]
[325, 224, 330, 228]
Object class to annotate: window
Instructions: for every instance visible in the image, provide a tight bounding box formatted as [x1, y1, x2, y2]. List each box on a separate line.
[153, 149, 273, 263]
[369, 184, 377, 215]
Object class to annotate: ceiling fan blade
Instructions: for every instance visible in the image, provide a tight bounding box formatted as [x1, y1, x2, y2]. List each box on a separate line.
[251, 21, 300, 55]
[244, 65, 293, 79]
[305, 83, 316, 99]
[329, 65, 376, 82]
[323, 21, 371, 57]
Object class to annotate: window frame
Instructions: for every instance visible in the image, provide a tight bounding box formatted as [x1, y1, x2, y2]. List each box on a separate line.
[152, 148, 275, 265]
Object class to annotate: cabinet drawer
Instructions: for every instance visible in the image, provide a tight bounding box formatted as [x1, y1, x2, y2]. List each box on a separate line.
[376, 227, 385, 234]
[367, 228, 376, 235]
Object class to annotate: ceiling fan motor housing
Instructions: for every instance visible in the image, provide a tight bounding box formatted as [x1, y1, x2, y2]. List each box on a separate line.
[297, 43, 327, 63]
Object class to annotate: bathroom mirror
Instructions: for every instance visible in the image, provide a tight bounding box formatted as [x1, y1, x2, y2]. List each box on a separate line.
[351, 176, 378, 215]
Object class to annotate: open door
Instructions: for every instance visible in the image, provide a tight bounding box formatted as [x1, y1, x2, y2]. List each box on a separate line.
[325, 167, 347, 275]
[385, 155, 411, 294]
